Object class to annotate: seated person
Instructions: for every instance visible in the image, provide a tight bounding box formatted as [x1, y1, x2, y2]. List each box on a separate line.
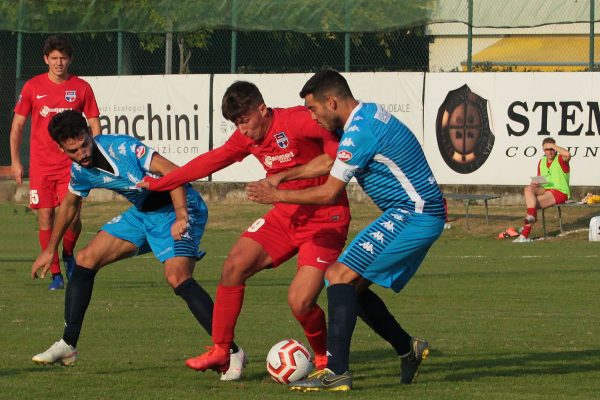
[514, 138, 571, 242]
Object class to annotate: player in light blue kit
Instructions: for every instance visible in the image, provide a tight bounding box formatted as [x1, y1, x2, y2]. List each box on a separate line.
[30, 110, 242, 375]
[247, 70, 446, 391]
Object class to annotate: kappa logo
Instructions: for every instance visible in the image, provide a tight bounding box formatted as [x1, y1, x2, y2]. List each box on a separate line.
[340, 137, 356, 147]
[135, 145, 146, 159]
[337, 150, 353, 162]
[359, 241, 375, 255]
[118, 143, 127, 155]
[370, 231, 385, 243]
[65, 90, 76, 102]
[102, 176, 114, 183]
[347, 125, 360, 133]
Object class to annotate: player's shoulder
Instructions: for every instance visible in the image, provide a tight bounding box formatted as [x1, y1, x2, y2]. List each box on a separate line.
[276, 106, 311, 121]
[66, 75, 92, 87]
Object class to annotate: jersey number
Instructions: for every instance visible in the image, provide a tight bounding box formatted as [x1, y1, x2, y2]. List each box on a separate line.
[247, 218, 266, 232]
[29, 190, 39, 205]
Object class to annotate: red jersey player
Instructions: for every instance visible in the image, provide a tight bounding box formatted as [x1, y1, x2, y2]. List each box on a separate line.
[10, 35, 100, 290]
[138, 81, 350, 380]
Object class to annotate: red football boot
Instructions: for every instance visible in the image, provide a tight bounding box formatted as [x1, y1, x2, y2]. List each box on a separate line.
[185, 345, 230, 372]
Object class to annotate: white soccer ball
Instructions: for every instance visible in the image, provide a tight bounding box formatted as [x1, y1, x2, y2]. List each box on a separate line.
[266, 339, 313, 384]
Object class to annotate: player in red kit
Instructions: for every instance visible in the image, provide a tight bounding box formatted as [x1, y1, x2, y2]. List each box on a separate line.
[10, 35, 100, 290]
[138, 81, 350, 381]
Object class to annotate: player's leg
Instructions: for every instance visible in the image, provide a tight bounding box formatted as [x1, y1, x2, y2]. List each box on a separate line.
[31, 174, 64, 289]
[288, 266, 327, 370]
[33, 230, 137, 365]
[517, 188, 554, 240]
[57, 172, 82, 280]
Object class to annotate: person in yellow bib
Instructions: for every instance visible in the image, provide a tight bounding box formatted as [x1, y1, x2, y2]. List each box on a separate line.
[514, 138, 571, 242]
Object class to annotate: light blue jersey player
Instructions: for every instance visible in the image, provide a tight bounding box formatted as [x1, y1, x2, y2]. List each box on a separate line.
[246, 70, 444, 390]
[30, 110, 246, 376]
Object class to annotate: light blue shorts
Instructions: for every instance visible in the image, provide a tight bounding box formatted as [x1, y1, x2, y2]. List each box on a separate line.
[101, 188, 208, 263]
[338, 208, 444, 292]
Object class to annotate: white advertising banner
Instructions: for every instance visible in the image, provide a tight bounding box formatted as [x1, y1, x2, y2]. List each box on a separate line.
[424, 72, 600, 186]
[212, 72, 424, 182]
[84, 75, 211, 178]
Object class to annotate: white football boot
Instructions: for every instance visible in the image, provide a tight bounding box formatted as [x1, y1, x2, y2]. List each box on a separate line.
[32, 339, 77, 366]
[220, 347, 248, 381]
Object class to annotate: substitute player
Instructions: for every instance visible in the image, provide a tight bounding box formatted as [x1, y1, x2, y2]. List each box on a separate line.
[30, 110, 236, 370]
[138, 81, 351, 380]
[247, 70, 446, 391]
[10, 35, 100, 290]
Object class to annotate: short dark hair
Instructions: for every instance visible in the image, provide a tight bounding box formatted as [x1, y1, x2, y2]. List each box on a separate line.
[299, 69, 354, 101]
[542, 137, 556, 145]
[48, 110, 89, 144]
[221, 81, 264, 122]
[43, 35, 73, 58]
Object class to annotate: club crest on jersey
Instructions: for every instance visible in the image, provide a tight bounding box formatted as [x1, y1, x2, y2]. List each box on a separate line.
[65, 90, 76, 102]
[337, 150, 353, 162]
[274, 131, 289, 149]
[135, 145, 146, 159]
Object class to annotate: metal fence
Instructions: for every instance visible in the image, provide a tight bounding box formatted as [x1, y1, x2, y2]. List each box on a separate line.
[2, 0, 600, 168]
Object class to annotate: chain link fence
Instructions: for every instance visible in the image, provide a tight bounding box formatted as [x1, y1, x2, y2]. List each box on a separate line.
[2, 0, 600, 167]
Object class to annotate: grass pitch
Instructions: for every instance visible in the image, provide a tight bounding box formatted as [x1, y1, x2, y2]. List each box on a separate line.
[0, 200, 599, 399]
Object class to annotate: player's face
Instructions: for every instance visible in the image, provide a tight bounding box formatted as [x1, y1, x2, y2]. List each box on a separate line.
[234, 103, 270, 141]
[543, 144, 557, 160]
[44, 50, 71, 81]
[60, 132, 94, 168]
[304, 94, 342, 132]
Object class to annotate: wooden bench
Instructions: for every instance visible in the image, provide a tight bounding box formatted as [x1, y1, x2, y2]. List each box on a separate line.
[540, 202, 600, 236]
[444, 193, 500, 230]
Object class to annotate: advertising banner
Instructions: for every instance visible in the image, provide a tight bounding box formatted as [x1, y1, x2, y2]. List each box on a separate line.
[85, 75, 211, 178]
[424, 72, 600, 186]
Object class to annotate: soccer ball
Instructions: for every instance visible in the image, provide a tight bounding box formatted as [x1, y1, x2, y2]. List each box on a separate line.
[266, 339, 313, 384]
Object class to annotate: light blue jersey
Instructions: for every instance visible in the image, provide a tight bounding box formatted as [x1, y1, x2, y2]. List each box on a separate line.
[332, 102, 445, 292]
[69, 135, 157, 209]
[330, 102, 445, 218]
[69, 134, 207, 262]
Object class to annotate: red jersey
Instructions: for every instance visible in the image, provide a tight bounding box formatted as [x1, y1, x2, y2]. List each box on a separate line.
[14, 73, 100, 176]
[147, 106, 349, 216]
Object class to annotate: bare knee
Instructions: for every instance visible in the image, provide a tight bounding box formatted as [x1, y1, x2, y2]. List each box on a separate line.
[75, 247, 99, 269]
[288, 293, 316, 316]
[221, 255, 255, 286]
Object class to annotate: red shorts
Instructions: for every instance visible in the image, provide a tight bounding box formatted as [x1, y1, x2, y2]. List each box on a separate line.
[241, 206, 350, 271]
[548, 189, 568, 205]
[29, 172, 70, 209]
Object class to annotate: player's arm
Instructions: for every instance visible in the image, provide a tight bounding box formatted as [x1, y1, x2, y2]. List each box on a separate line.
[9, 114, 27, 185]
[247, 174, 347, 205]
[138, 145, 238, 192]
[87, 117, 101, 136]
[551, 143, 571, 163]
[31, 191, 82, 278]
[148, 152, 190, 240]
[267, 153, 334, 187]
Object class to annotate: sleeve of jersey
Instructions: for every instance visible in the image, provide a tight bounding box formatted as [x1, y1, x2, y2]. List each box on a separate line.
[288, 108, 339, 158]
[82, 82, 100, 118]
[329, 127, 376, 183]
[13, 81, 32, 116]
[145, 144, 243, 191]
[68, 168, 90, 198]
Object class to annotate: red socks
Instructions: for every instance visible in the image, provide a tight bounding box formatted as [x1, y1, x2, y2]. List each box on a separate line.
[521, 225, 532, 238]
[212, 284, 245, 350]
[62, 229, 80, 256]
[294, 305, 327, 368]
[39, 229, 60, 275]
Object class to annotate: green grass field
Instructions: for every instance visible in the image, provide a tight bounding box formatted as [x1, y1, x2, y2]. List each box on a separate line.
[1, 200, 599, 399]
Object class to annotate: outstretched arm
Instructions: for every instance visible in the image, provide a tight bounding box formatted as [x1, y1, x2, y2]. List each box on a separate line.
[138, 147, 235, 191]
[266, 153, 334, 187]
[31, 191, 82, 278]
[247, 174, 347, 205]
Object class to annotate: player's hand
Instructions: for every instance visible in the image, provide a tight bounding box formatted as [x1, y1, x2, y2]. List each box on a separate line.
[171, 218, 189, 241]
[11, 162, 23, 185]
[246, 180, 279, 204]
[265, 173, 284, 187]
[136, 176, 157, 190]
[31, 250, 54, 279]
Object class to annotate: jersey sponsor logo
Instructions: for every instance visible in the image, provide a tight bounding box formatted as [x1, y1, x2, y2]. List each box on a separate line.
[340, 137, 356, 147]
[65, 90, 77, 102]
[263, 151, 295, 167]
[39, 106, 70, 117]
[135, 145, 146, 159]
[273, 131, 289, 149]
[36, 94, 48, 99]
[375, 104, 392, 124]
[337, 150, 353, 162]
